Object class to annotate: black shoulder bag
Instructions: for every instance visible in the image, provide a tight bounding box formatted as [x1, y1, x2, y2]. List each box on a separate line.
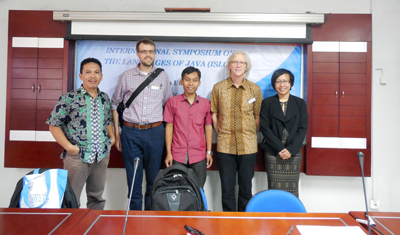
[117, 68, 164, 127]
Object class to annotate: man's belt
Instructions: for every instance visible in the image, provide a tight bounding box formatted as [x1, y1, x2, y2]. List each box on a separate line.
[123, 121, 163, 130]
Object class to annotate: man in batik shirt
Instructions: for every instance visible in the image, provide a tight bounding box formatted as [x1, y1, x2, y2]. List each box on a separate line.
[47, 57, 115, 210]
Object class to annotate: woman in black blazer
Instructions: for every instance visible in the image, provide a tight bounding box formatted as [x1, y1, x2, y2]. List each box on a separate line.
[259, 68, 308, 197]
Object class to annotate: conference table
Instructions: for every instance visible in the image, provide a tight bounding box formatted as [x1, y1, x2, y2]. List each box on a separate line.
[349, 211, 400, 235]
[68, 210, 362, 235]
[0, 208, 90, 235]
[0, 208, 369, 234]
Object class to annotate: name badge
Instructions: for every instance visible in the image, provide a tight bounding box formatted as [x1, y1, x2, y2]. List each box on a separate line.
[248, 97, 256, 104]
[151, 85, 160, 90]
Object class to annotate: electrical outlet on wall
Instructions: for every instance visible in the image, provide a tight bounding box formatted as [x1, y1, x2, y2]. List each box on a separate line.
[370, 199, 379, 210]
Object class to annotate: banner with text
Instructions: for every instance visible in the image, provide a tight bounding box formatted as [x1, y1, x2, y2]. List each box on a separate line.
[76, 41, 303, 99]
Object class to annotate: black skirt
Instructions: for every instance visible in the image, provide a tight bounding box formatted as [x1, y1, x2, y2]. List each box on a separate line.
[264, 151, 302, 197]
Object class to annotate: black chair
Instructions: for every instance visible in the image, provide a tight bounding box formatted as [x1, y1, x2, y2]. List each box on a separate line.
[9, 168, 79, 208]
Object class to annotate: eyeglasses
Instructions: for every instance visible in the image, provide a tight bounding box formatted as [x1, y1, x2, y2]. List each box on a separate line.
[275, 80, 290, 85]
[138, 50, 156, 54]
[230, 61, 247, 66]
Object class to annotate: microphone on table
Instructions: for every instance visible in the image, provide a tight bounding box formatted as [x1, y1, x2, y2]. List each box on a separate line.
[357, 152, 372, 235]
[123, 157, 140, 235]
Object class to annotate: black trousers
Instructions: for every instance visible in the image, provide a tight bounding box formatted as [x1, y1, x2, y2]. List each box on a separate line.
[173, 158, 207, 188]
[217, 152, 257, 212]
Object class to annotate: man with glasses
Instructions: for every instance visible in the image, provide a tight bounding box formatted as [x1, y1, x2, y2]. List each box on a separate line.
[210, 51, 262, 212]
[111, 38, 172, 210]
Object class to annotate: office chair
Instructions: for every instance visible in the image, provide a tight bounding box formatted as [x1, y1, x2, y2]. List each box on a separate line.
[245, 189, 306, 213]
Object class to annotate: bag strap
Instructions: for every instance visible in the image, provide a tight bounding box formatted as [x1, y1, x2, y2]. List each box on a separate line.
[124, 68, 164, 109]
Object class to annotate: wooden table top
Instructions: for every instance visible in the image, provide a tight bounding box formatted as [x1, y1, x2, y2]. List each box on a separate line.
[349, 211, 400, 235]
[69, 210, 362, 235]
[0, 208, 90, 235]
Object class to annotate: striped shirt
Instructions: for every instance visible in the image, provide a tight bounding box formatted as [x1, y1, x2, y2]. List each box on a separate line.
[211, 78, 262, 155]
[111, 65, 172, 124]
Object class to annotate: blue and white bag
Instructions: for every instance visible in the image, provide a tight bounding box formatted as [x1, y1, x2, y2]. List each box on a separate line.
[20, 169, 68, 208]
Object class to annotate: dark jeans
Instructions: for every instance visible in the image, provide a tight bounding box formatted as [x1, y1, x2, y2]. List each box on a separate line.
[120, 124, 165, 210]
[217, 152, 257, 212]
[173, 158, 207, 188]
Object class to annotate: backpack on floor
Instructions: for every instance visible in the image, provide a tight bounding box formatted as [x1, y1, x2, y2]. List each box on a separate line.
[9, 168, 78, 209]
[149, 164, 206, 211]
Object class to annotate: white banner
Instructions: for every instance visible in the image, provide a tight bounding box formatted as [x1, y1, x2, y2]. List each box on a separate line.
[76, 41, 303, 100]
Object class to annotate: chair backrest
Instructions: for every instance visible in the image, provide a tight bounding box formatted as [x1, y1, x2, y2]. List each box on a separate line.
[245, 189, 306, 213]
[199, 187, 208, 211]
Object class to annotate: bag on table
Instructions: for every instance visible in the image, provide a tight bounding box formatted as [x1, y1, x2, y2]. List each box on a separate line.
[20, 168, 68, 208]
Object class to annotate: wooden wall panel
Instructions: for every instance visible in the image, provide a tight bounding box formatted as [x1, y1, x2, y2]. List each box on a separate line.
[313, 116, 339, 127]
[39, 48, 64, 58]
[36, 121, 50, 131]
[340, 63, 367, 73]
[339, 128, 367, 138]
[11, 110, 36, 121]
[37, 110, 52, 120]
[306, 14, 371, 176]
[10, 100, 36, 110]
[10, 120, 36, 131]
[340, 106, 366, 116]
[38, 59, 63, 68]
[12, 58, 38, 68]
[340, 85, 367, 95]
[306, 148, 371, 176]
[12, 48, 37, 58]
[8, 10, 66, 37]
[38, 69, 63, 79]
[311, 127, 339, 137]
[312, 84, 338, 94]
[38, 79, 63, 90]
[11, 68, 37, 79]
[37, 100, 58, 110]
[11, 79, 37, 89]
[312, 105, 338, 116]
[340, 52, 367, 62]
[313, 63, 339, 73]
[339, 117, 366, 127]
[312, 94, 338, 105]
[313, 74, 339, 84]
[340, 74, 367, 84]
[11, 89, 36, 99]
[5, 10, 67, 168]
[313, 52, 339, 62]
[340, 96, 367, 106]
[5, 141, 64, 168]
[311, 14, 372, 41]
[36, 90, 63, 100]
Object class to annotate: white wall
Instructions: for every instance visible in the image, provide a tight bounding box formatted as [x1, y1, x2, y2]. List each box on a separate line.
[2, 0, 399, 213]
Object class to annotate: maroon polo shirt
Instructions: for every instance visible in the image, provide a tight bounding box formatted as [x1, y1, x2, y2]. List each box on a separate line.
[164, 94, 212, 164]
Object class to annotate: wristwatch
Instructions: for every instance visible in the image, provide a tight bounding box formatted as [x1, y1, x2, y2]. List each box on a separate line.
[206, 151, 213, 156]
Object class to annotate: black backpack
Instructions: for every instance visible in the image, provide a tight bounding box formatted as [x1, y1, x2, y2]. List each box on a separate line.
[150, 164, 206, 211]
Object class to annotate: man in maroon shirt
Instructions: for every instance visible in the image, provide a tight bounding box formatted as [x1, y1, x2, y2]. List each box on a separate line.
[163, 66, 213, 188]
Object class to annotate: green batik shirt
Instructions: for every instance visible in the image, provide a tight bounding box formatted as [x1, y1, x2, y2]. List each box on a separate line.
[46, 86, 113, 163]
